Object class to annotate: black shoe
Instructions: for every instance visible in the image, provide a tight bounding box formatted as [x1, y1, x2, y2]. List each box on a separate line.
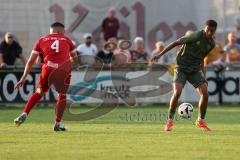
[54, 123, 67, 132]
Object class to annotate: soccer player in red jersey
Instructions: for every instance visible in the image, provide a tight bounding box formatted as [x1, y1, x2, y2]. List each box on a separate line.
[14, 22, 78, 131]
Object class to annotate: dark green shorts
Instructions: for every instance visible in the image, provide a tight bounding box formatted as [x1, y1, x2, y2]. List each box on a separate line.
[173, 68, 206, 88]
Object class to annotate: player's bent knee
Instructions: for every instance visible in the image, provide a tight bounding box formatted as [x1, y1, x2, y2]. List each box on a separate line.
[36, 88, 46, 97]
[58, 94, 66, 100]
[59, 94, 66, 98]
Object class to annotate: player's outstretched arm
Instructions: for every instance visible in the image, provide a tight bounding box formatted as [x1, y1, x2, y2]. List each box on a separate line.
[15, 52, 38, 89]
[151, 39, 183, 62]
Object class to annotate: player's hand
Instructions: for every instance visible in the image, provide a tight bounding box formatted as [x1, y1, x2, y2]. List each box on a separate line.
[15, 78, 26, 89]
[151, 55, 161, 62]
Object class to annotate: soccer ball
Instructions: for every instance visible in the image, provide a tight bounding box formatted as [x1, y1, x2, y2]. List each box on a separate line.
[178, 103, 194, 118]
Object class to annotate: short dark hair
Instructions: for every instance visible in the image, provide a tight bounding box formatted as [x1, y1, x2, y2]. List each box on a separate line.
[51, 22, 65, 28]
[205, 20, 217, 29]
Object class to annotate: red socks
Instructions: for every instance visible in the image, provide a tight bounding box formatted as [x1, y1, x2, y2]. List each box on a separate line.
[55, 94, 67, 123]
[23, 92, 67, 123]
[23, 92, 42, 114]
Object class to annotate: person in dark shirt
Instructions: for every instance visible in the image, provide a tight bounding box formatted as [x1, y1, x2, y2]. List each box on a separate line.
[101, 8, 120, 41]
[0, 32, 26, 67]
[97, 50, 113, 65]
[96, 38, 117, 65]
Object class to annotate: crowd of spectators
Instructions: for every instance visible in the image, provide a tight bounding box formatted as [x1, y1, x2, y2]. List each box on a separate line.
[1, 8, 240, 70]
[204, 31, 240, 70]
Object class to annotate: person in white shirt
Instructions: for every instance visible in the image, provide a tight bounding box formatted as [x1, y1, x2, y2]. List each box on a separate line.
[77, 33, 98, 66]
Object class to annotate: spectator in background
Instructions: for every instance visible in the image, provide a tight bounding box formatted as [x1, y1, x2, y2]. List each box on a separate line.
[96, 38, 117, 66]
[224, 32, 240, 63]
[107, 37, 118, 45]
[130, 37, 148, 62]
[204, 40, 225, 69]
[150, 41, 165, 64]
[234, 16, 240, 44]
[113, 39, 131, 65]
[101, 8, 120, 41]
[77, 33, 98, 66]
[0, 32, 26, 68]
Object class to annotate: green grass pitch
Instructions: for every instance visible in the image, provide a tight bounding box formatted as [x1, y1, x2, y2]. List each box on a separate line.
[0, 104, 239, 160]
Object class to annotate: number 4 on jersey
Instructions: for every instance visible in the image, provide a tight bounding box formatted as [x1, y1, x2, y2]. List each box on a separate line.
[51, 40, 59, 53]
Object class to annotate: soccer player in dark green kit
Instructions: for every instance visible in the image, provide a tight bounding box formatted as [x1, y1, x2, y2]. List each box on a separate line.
[151, 20, 217, 132]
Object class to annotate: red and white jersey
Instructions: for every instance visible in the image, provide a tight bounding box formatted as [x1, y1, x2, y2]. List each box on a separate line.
[32, 33, 75, 68]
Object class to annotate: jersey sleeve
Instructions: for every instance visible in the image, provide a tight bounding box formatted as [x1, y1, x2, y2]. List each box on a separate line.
[210, 41, 216, 51]
[67, 39, 76, 52]
[180, 31, 200, 44]
[32, 40, 41, 54]
[206, 42, 215, 56]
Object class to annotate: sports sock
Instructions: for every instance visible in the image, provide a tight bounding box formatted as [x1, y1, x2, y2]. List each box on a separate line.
[55, 94, 67, 123]
[197, 117, 203, 121]
[21, 112, 27, 117]
[23, 93, 42, 114]
[168, 112, 175, 120]
[199, 108, 207, 119]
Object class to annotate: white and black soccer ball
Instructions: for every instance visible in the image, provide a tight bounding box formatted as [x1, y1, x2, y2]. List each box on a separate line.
[178, 103, 194, 118]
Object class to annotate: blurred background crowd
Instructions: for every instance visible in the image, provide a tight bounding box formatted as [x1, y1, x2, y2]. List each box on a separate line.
[1, 6, 240, 70]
